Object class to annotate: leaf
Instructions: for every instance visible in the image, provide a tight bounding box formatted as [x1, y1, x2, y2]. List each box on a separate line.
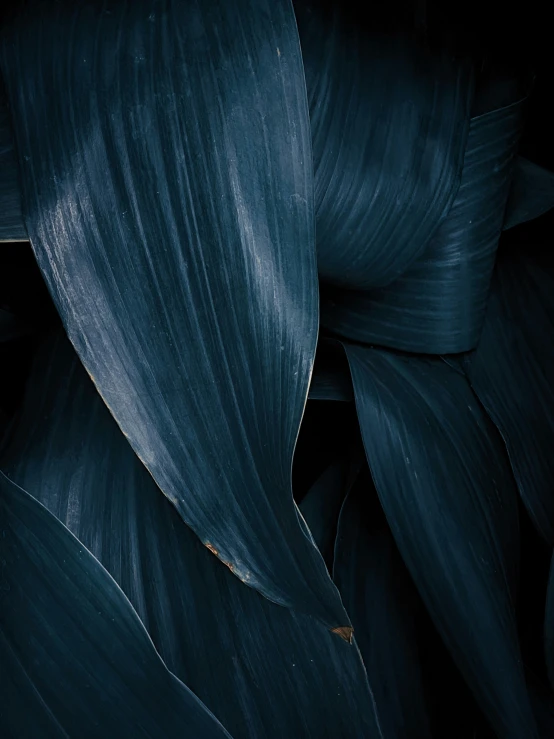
[1, 330, 382, 739]
[0, 84, 26, 243]
[321, 91, 526, 354]
[503, 157, 554, 230]
[296, 1, 473, 289]
[0, 470, 233, 739]
[0, 0, 349, 631]
[333, 467, 433, 739]
[461, 249, 554, 544]
[344, 344, 538, 739]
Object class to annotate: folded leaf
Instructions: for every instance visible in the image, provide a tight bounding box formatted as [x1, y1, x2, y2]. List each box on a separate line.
[344, 344, 537, 739]
[334, 467, 433, 738]
[1, 330, 382, 738]
[296, 1, 473, 289]
[461, 249, 554, 544]
[0, 471, 233, 739]
[504, 157, 554, 230]
[0, 0, 348, 631]
[321, 92, 526, 353]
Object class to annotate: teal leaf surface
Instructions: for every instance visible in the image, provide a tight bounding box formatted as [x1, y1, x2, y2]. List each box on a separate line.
[321, 92, 526, 353]
[0, 471, 233, 739]
[344, 345, 536, 739]
[0, 0, 349, 630]
[296, 1, 473, 289]
[461, 249, 554, 544]
[1, 331, 382, 738]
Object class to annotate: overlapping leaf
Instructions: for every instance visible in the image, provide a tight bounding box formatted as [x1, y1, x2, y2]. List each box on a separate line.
[321, 89, 526, 353]
[0, 470, 233, 739]
[461, 249, 554, 544]
[334, 468, 433, 739]
[344, 345, 537, 739]
[1, 330, 381, 738]
[296, 1, 473, 289]
[0, 0, 349, 631]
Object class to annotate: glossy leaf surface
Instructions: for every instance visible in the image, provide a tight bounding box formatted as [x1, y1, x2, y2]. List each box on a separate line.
[1, 331, 381, 739]
[0, 471, 233, 739]
[296, 1, 473, 289]
[0, 0, 348, 630]
[344, 344, 536, 739]
[321, 94, 525, 353]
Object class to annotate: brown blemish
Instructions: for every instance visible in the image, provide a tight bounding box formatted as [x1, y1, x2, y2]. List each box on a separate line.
[205, 543, 235, 573]
[331, 626, 354, 644]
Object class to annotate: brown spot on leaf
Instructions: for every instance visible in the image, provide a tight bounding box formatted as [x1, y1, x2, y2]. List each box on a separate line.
[205, 543, 218, 556]
[331, 626, 354, 643]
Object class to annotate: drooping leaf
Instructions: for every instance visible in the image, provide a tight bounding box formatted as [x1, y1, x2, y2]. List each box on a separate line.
[0, 0, 349, 631]
[0, 470, 233, 739]
[333, 466, 433, 739]
[0, 85, 26, 243]
[461, 249, 554, 545]
[1, 330, 382, 738]
[295, 1, 474, 289]
[321, 89, 526, 354]
[503, 157, 554, 230]
[344, 344, 537, 739]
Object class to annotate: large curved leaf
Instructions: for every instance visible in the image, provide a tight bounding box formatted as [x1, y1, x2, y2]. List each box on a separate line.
[333, 468, 433, 739]
[462, 249, 554, 544]
[0, 471, 232, 739]
[344, 344, 537, 739]
[321, 93, 526, 353]
[1, 330, 382, 738]
[296, 1, 473, 289]
[0, 0, 349, 631]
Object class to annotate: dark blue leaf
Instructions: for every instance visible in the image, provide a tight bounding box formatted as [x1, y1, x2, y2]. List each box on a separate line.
[0, 0, 348, 632]
[296, 1, 473, 289]
[1, 331, 382, 738]
[462, 250, 554, 544]
[0, 471, 233, 739]
[344, 344, 537, 738]
[321, 91, 526, 353]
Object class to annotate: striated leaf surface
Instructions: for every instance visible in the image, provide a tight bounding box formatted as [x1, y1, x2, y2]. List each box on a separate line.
[462, 249, 554, 544]
[1, 331, 382, 739]
[321, 92, 526, 353]
[296, 1, 473, 289]
[344, 344, 537, 739]
[0, 470, 233, 739]
[0, 0, 348, 630]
